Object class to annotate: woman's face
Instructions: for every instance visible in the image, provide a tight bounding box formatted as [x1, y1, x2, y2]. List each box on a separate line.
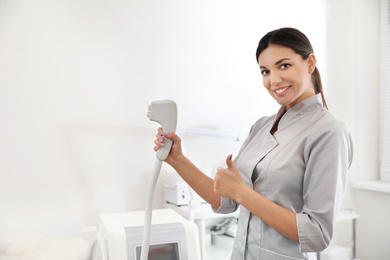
[258, 44, 316, 110]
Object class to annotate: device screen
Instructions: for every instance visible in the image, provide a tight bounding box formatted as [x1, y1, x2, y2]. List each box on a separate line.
[135, 243, 180, 260]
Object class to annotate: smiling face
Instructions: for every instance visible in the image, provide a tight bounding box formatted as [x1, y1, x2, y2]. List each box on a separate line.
[258, 44, 316, 110]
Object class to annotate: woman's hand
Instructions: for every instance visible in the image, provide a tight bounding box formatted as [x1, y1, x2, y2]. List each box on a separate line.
[213, 154, 244, 200]
[153, 127, 183, 166]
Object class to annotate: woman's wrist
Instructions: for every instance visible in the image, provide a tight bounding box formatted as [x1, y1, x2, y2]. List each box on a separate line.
[232, 183, 250, 204]
[169, 153, 189, 171]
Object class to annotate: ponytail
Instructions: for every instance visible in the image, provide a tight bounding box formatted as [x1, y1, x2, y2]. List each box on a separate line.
[312, 67, 328, 110]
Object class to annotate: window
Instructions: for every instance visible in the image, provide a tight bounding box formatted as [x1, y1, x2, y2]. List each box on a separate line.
[380, 0, 390, 181]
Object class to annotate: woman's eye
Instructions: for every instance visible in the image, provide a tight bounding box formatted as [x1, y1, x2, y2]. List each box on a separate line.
[261, 70, 269, 76]
[280, 63, 291, 69]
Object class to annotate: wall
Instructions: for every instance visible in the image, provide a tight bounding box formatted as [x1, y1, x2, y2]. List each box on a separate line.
[326, 0, 390, 259]
[2, 0, 388, 258]
[0, 0, 326, 238]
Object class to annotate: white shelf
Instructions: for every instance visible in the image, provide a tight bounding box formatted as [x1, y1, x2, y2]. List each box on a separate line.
[352, 180, 390, 194]
[337, 209, 360, 222]
[164, 202, 238, 219]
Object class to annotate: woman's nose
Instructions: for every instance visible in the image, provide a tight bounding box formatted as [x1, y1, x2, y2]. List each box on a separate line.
[270, 71, 282, 85]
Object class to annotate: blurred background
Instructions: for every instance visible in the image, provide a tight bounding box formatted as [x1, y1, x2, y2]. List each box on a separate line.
[0, 0, 388, 259]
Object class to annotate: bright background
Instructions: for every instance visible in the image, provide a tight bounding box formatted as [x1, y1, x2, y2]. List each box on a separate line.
[0, 0, 388, 259]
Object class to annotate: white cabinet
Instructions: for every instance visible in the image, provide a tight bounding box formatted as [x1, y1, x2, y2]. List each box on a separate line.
[164, 202, 238, 260]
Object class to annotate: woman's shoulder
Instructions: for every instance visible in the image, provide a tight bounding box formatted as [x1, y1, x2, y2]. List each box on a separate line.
[308, 109, 354, 166]
[317, 109, 351, 133]
[309, 109, 353, 144]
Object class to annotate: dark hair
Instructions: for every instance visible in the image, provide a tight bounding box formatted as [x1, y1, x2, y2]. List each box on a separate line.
[256, 27, 328, 109]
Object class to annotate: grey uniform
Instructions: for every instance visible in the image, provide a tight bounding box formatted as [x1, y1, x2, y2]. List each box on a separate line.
[214, 94, 353, 260]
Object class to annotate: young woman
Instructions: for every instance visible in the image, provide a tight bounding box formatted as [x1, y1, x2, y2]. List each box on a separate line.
[154, 28, 353, 260]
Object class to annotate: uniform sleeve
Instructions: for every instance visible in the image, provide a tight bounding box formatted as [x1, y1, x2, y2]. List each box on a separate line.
[297, 121, 353, 252]
[212, 196, 240, 213]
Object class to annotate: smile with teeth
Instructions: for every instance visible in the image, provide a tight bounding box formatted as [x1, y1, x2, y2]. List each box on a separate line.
[275, 86, 290, 94]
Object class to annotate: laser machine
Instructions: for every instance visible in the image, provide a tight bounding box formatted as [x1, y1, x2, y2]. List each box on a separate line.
[96, 100, 201, 260]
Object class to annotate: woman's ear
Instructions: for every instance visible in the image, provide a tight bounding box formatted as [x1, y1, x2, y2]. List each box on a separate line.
[308, 53, 316, 74]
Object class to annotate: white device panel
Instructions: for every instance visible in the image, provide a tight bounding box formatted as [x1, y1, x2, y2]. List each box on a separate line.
[99, 208, 200, 260]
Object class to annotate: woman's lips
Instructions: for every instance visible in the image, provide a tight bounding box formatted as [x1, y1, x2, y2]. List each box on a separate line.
[274, 85, 291, 95]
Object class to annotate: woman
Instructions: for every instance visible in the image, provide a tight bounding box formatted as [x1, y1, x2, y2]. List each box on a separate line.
[154, 28, 353, 259]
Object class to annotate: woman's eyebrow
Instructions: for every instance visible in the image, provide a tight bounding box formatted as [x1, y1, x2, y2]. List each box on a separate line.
[259, 58, 291, 69]
[275, 58, 291, 65]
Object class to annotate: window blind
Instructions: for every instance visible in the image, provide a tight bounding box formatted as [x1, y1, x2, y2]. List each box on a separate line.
[380, 0, 390, 181]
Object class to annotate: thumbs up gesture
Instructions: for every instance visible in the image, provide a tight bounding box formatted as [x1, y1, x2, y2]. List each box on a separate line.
[214, 154, 244, 200]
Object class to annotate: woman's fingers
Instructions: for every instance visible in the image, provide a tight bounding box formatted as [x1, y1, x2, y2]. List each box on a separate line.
[154, 127, 166, 152]
[154, 139, 165, 147]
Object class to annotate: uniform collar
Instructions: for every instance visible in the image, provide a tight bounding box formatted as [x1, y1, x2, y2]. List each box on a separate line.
[273, 94, 324, 132]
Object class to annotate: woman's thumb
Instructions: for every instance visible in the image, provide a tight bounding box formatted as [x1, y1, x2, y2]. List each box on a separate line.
[226, 154, 236, 171]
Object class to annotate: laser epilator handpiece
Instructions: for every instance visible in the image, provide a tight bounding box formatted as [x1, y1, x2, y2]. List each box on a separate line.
[147, 100, 178, 161]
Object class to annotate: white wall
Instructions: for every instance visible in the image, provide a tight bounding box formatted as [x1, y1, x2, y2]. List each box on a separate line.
[0, 0, 327, 238]
[2, 0, 388, 258]
[325, 0, 390, 259]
